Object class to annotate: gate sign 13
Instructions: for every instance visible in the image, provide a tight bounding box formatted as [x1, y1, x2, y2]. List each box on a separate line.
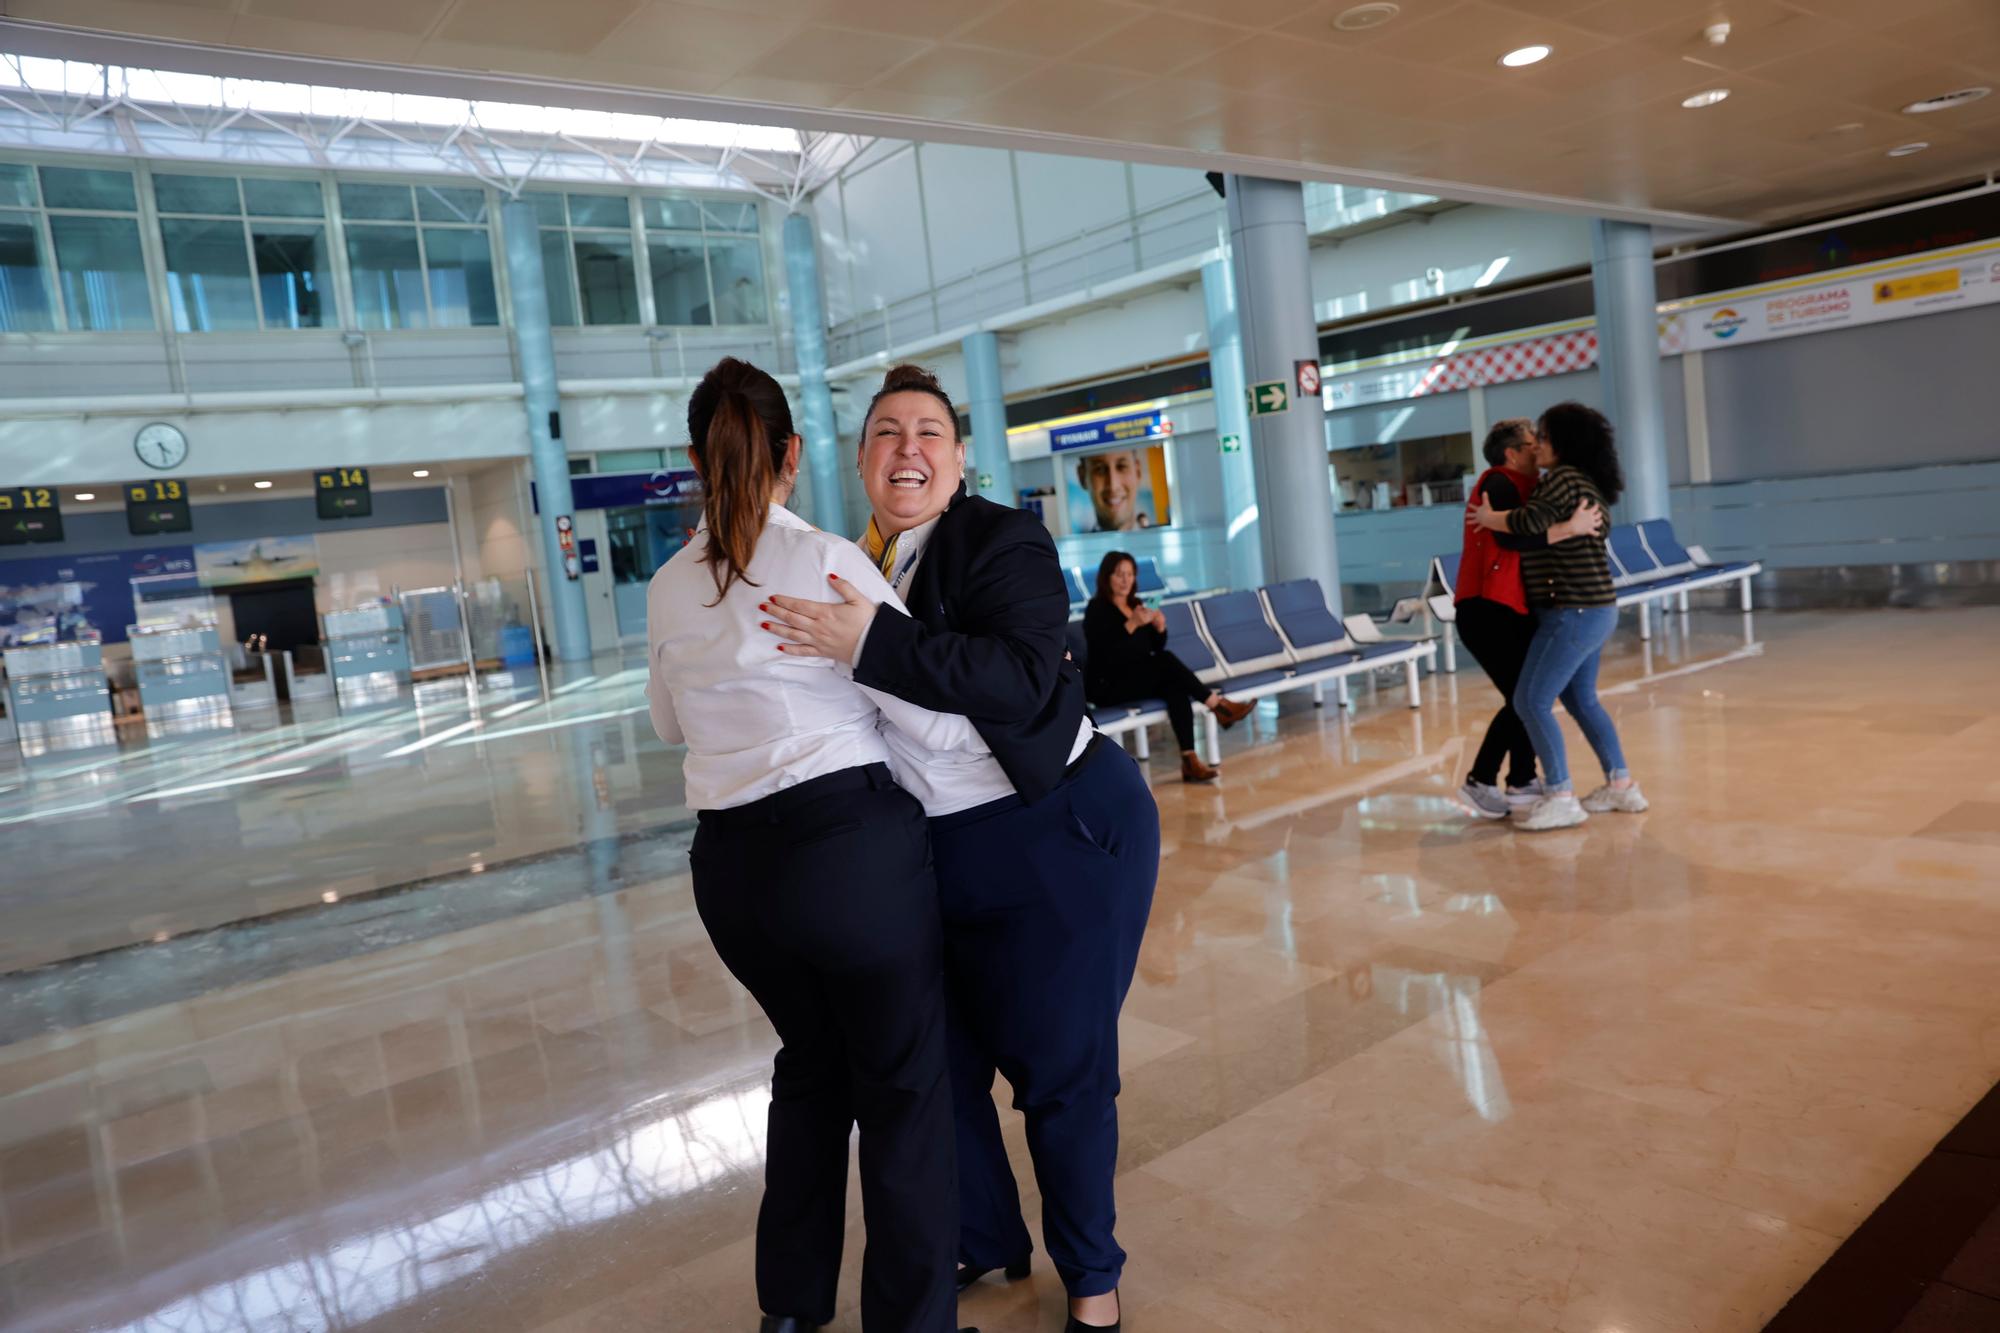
[127, 479, 193, 536]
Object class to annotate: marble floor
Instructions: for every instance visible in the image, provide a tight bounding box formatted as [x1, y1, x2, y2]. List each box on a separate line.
[2, 606, 1997, 1332]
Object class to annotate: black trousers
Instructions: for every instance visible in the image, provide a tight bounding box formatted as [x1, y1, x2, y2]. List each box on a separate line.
[931, 738, 1160, 1299]
[691, 765, 958, 1333]
[1455, 596, 1539, 789]
[1093, 651, 1211, 752]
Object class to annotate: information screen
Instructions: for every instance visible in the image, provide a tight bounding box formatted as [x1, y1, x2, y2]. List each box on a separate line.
[315, 467, 372, 519]
[0, 486, 64, 545]
[126, 479, 193, 535]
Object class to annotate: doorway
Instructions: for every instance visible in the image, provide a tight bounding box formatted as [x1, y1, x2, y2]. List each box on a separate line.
[228, 579, 320, 653]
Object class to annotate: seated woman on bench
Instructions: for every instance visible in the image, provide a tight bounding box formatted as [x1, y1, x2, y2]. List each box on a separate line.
[1083, 551, 1251, 784]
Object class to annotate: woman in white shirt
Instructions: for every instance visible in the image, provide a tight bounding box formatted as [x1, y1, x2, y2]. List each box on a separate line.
[647, 357, 978, 1333]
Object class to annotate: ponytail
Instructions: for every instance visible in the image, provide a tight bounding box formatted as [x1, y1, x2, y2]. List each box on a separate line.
[687, 356, 796, 604]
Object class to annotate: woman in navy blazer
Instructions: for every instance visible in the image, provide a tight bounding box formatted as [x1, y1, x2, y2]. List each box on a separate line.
[764, 365, 1158, 1333]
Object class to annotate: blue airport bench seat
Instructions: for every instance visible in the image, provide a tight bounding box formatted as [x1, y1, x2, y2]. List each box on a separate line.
[1077, 580, 1437, 764]
[1067, 560, 1221, 616]
[1424, 517, 1763, 668]
[1065, 620, 1173, 758]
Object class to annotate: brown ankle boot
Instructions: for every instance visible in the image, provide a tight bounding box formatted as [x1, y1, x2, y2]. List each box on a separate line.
[1181, 750, 1219, 783]
[1211, 696, 1253, 729]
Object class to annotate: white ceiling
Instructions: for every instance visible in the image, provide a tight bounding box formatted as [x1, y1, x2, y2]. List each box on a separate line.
[4, 0, 1999, 227]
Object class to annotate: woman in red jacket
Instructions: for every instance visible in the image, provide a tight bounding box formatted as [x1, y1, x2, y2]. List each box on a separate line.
[1454, 419, 1601, 818]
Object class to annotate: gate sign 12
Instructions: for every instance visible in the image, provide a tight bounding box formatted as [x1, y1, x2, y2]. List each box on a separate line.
[315, 467, 372, 520]
[127, 479, 192, 535]
[0, 486, 63, 545]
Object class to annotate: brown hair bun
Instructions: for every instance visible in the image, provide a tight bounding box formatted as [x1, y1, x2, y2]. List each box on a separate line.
[866, 363, 960, 441]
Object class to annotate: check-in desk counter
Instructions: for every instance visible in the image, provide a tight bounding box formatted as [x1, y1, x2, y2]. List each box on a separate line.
[325, 604, 411, 709]
[129, 625, 233, 731]
[4, 642, 115, 752]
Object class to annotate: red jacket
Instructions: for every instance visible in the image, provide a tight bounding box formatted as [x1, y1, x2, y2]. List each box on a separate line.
[1454, 466, 1538, 616]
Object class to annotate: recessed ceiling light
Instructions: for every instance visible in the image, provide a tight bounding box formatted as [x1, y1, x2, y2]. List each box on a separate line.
[1333, 2, 1401, 32]
[411, 468, 431, 478]
[1902, 87, 1991, 114]
[1682, 88, 1731, 108]
[253, 480, 273, 489]
[1499, 45, 1553, 68]
[1886, 141, 1931, 157]
[74, 492, 95, 501]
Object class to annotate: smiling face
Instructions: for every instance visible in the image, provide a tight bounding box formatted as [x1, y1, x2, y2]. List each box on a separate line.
[859, 390, 964, 535]
[1079, 450, 1145, 532]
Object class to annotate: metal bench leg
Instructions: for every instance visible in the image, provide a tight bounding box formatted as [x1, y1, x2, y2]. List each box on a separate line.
[1637, 602, 1652, 641]
[1135, 725, 1151, 760]
[1204, 709, 1221, 764]
[1312, 680, 1324, 708]
[1739, 577, 1752, 612]
[1336, 676, 1352, 710]
[1404, 658, 1422, 708]
[1677, 589, 1690, 615]
[1442, 623, 1458, 673]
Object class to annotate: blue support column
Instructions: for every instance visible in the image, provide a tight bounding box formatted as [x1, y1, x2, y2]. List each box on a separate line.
[782, 211, 844, 532]
[501, 198, 591, 662]
[1201, 254, 1265, 592]
[1590, 219, 1670, 522]
[1226, 176, 1342, 610]
[961, 330, 1014, 505]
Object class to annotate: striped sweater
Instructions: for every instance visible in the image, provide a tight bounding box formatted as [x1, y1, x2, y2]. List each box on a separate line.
[1510, 465, 1615, 609]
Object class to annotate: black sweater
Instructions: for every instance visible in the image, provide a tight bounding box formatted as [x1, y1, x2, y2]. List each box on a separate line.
[1083, 597, 1163, 701]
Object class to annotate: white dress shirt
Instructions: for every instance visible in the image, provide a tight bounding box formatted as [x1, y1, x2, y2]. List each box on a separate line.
[862, 512, 1095, 818]
[647, 504, 983, 812]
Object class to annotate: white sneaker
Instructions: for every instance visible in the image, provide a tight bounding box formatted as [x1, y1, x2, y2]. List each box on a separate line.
[1459, 780, 1509, 819]
[1582, 781, 1648, 814]
[1505, 779, 1545, 808]
[1515, 793, 1588, 831]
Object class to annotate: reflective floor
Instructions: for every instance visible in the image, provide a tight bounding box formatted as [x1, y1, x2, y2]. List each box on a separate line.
[2, 607, 1997, 1332]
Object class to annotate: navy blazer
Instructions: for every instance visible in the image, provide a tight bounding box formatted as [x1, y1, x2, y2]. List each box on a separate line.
[854, 490, 1087, 807]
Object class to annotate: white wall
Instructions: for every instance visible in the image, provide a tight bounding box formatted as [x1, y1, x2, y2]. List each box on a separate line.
[313, 521, 460, 614]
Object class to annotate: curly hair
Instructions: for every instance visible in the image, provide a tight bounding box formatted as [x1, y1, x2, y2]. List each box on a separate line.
[1537, 401, 1624, 505]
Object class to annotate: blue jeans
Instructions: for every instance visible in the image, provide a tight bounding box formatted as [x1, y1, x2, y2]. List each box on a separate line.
[1514, 605, 1629, 792]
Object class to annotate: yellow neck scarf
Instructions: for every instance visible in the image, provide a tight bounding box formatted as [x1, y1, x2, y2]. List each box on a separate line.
[861, 516, 899, 581]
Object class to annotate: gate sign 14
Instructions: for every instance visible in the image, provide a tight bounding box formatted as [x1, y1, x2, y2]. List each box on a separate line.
[0, 486, 63, 545]
[315, 467, 372, 520]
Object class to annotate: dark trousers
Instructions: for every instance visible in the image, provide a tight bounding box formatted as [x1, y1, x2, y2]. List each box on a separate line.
[930, 739, 1160, 1299]
[1455, 597, 1540, 789]
[1093, 652, 1210, 752]
[691, 765, 958, 1333]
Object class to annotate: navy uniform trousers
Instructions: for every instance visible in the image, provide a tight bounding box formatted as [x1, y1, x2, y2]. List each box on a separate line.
[690, 764, 959, 1333]
[929, 737, 1160, 1299]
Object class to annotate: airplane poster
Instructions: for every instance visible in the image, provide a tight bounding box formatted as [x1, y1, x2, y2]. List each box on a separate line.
[195, 535, 320, 589]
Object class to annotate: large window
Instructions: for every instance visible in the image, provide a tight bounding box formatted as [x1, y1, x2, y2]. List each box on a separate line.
[155, 172, 331, 331]
[531, 192, 640, 327]
[0, 164, 56, 332]
[338, 182, 499, 330]
[642, 195, 767, 326]
[0, 164, 154, 332]
[530, 190, 767, 329]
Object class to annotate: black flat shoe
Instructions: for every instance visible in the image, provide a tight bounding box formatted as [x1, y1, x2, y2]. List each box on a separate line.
[955, 1257, 1031, 1292]
[758, 1319, 819, 1333]
[1065, 1290, 1121, 1331]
